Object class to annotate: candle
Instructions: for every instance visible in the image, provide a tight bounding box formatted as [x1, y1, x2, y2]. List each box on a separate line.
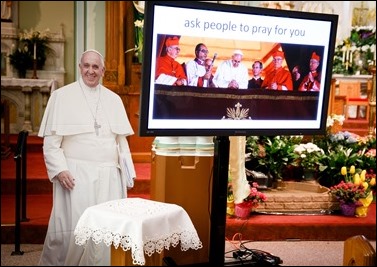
[342, 51, 345, 63]
[349, 51, 352, 64]
[33, 43, 36, 60]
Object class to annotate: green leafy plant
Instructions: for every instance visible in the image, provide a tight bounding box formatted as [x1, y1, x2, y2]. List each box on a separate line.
[315, 132, 376, 188]
[246, 135, 301, 183]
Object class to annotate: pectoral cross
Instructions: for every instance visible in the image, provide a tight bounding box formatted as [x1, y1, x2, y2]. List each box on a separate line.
[94, 120, 101, 136]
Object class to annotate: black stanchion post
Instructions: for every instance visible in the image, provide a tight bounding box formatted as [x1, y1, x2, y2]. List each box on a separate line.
[11, 131, 27, 256]
[21, 131, 29, 222]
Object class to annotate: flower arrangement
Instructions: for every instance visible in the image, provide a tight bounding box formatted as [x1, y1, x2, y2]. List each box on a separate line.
[329, 180, 367, 205]
[332, 26, 376, 75]
[328, 166, 375, 205]
[245, 131, 376, 189]
[125, 19, 144, 63]
[239, 182, 267, 209]
[19, 28, 52, 69]
[9, 28, 52, 76]
[293, 142, 325, 171]
[326, 114, 345, 134]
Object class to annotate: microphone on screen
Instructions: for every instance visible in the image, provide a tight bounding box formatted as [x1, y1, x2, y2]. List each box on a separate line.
[211, 53, 218, 67]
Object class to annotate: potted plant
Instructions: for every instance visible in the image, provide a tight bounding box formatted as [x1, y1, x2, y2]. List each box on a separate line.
[246, 135, 301, 187]
[293, 142, 325, 181]
[328, 166, 375, 216]
[315, 132, 376, 188]
[234, 182, 267, 219]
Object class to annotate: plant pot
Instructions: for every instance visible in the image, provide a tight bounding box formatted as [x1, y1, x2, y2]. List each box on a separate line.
[234, 203, 251, 219]
[355, 192, 373, 217]
[302, 169, 317, 181]
[339, 202, 357, 217]
[227, 200, 235, 216]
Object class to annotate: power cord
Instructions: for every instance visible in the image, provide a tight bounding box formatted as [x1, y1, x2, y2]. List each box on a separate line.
[231, 248, 283, 266]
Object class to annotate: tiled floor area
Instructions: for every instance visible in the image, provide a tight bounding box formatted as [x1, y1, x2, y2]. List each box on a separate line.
[1, 240, 376, 266]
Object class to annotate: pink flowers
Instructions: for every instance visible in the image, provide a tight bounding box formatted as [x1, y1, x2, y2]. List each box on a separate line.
[242, 182, 267, 208]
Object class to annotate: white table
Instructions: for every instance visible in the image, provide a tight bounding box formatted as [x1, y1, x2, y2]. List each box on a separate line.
[74, 197, 203, 266]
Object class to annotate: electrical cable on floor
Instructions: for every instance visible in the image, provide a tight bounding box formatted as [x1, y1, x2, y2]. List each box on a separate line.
[224, 235, 283, 266]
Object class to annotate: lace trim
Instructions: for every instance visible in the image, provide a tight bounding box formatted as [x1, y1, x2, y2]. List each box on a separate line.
[75, 227, 203, 266]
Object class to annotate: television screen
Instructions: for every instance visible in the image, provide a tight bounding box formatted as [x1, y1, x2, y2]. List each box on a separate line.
[139, 1, 338, 137]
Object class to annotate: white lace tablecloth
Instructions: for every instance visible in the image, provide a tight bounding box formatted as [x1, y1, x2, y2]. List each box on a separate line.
[74, 198, 203, 266]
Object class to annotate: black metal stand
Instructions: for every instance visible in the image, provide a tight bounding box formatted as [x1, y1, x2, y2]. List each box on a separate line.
[209, 136, 230, 266]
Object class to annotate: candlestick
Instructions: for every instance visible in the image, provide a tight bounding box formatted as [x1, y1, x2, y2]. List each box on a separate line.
[349, 51, 352, 65]
[31, 59, 38, 79]
[33, 43, 36, 60]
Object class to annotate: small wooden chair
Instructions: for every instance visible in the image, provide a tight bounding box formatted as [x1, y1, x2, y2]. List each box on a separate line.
[343, 235, 376, 266]
[338, 80, 370, 121]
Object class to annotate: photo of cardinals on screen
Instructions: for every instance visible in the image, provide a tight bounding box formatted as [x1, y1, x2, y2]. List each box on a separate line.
[152, 34, 325, 121]
[139, 1, 338, 136]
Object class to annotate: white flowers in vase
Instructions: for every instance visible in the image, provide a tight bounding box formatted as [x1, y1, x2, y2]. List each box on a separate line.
[125, 19, 144, 63]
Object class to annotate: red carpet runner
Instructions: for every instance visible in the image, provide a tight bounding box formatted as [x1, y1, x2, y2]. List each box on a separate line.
[1, 135, 375, 244]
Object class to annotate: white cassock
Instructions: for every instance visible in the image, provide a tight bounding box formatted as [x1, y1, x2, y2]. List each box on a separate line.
[229, 136, 250, 204]
[38, 77, 135, 266]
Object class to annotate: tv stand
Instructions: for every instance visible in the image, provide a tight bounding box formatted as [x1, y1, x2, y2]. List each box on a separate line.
[209, 136, 230, 266]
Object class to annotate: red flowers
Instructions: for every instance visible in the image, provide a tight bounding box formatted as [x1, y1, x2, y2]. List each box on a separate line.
[329, 181, 368, 205]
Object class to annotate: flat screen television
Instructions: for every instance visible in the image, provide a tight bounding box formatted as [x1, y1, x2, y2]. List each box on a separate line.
[139, 1, 338, 137]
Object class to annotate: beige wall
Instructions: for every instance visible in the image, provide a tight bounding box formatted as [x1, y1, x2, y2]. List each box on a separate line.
[15, 1, 377, 85]
[19, 1, 75, 84]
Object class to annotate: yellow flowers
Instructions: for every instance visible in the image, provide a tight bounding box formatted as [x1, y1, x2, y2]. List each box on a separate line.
[341, 165, 375, 192]
[349, 166, 355, 174]
[341, 167, 347, 176]
[330, 165, 374, 206]
[353, 173, 360, 185]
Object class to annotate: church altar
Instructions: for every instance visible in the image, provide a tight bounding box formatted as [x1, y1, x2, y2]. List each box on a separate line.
[1, 77, 57, 134]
